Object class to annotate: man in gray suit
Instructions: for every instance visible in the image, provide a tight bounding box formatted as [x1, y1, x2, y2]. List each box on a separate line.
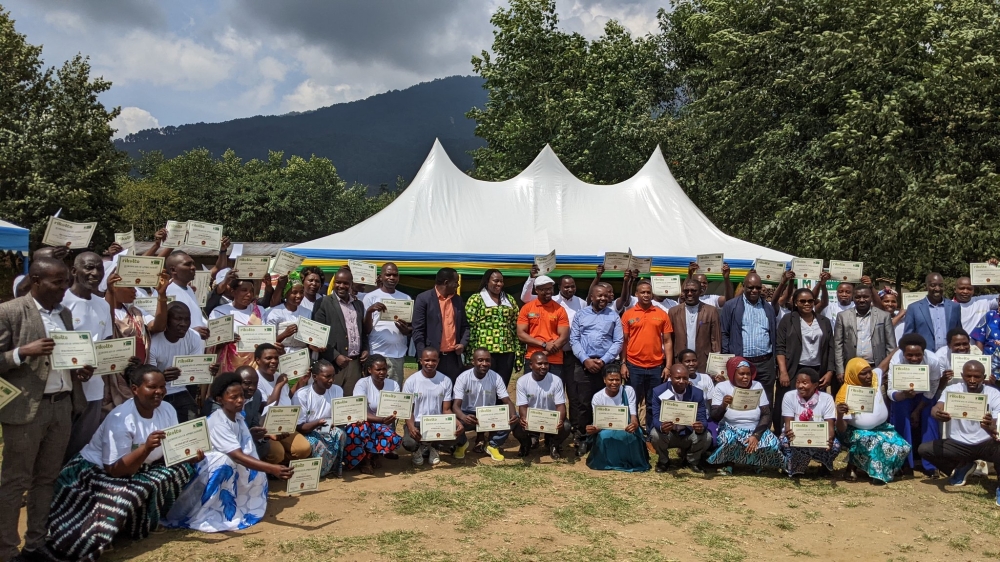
[833, 285, 897, 394]
[0, 257, 92, 561]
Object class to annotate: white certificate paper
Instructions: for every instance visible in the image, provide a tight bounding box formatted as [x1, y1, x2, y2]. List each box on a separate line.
[651, 275, 681, 297]
[534, 251, 556, 275]
[731, 388, 763, 411]
[845, 386, 876, 414]
[233, 256, 271, 279]
[476, 405, 510, 432]
[132, 296, 173, 315]
[270, 250, 305, 276]
[970, 263, 1000, 286]
[184, 221, 223, 251]
[593, 405, 629, 430]
[944, 391, 988, 420]
[162, 417, 211, 466]
[789, 421, 828, 448]
[51, 331, 96, 370]
[951, 353, 992, 376]
[628, 256, 652, 274]
[603, 252, 632, 272]
[790, 258, 824, 280]
[526, 408, 560, 434]
[191, 270, 212, 308]
[42, 217, 97, 249]
[115, 256, 165, 288]
[207, 315, 235, 346]
[162, 220, 189, 248]
[891, 365, 930, 392]
[828, 260, 864, 283]
[706, 353, 735, 379]
[381, 299, 413, 323]
[295, 317, 331, 346]
[172, 354, 215, 386]
[900, 292, 927, 310]
[420, 414, 456, 442]
[0, 377, 23, 411]
[332, 396, 367, 425]
[94, 337, 135, 376]
[236, 325, 276, 353]
[278, 348, 310, 380]
[375, 391, 413, 419]
[114, 229, 135, 252]
[264, 406, 301, 434]
[348, 260, 377, 284]
[754, 259, 787, 284]
[659, 400, 698, 426]
[696, 253, 724, 274]
[287, 458, 321, 494]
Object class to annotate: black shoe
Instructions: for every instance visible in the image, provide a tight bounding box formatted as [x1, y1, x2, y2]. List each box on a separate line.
[576, 440, 589, 457]
[518, 445, 530, 458]
[655, 462, 669, 473]
[384, 452, 399, 460]
[550, 446, 561, 460]
[14, 550, 45, 562]
[530, 436, 539, 449]
[689, 464, 704, 474]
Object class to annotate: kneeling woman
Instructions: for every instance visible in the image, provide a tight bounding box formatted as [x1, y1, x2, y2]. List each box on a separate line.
[292, 359, 346, 477]
[779, 367, 841, 477]
[585, 363, 651, 472]
[707, 357, 783, 473]
[348, 354, 403, 474]
[164, 372, 292, 532]
[44, 365, 202, 561]
[835, 357, 910, 484]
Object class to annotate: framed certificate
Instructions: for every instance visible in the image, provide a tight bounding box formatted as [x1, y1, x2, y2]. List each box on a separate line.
[944, 391, 988, 420]
[162, 220, 189, 248]
[789, 421, 828, 448]
[659, 400, 697, 425]
[375, 391, 413, 419]
[295, 317, 331, 346]
[0, 376, 23, 411]
[951, 353, 992, 376]
[270, 250, 305, 276]
[236, 325, 276, 353]
[191, 270, 212, 308]
[900, 292, 926, 310]
[696, 253, 724, 274]
[287, 458, 321, 494]
[93, 337, 136, 376]
[828, 260, 864, 283]
[731, 388, 763, 411]
[526, 408, 560, 434]
[332, 396, 367, 426]
[593, 405, 629, 430]
[51, 331, 96, 370]
[42, 217, 97, 249]
[278, 348, 310, 381]
[184, 221, 223, 251]
[115, 256, 165, 288]
[172, 354, 215, 386]
[891, 365, 930, 392]
[381, 299, 413, 323]
[845, 386, 876, 414]
[162, 417, 211, 466]
[263, 406, 301, 434]
[420, 414, 456, 442]
[754, 259, 787, 284]
[132, 296, 173, 315]
[970, 263, 1000, 286]
[207, 315, 235, 346]
[114, 229, 135, 252]
[348, 260, 377, 284]
[233, 256, 270, 279]
[476, 405, 510, 432]
[628, 256, 652, 275]
[651, 275, 682, 297]
[790, 258, 823, 280]
[603, 252, 632, 272]
[706, 353, 735, 379]
[535, 250, 556, 275]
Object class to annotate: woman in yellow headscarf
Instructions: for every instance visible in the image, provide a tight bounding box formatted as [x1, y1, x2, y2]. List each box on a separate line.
[834, 357, 910, 484]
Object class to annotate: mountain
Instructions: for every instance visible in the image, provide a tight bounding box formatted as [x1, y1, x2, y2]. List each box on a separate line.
[114, 75, 488, 189]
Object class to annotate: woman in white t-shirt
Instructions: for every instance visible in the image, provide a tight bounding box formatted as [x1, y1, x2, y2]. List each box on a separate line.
[266, 276, 309, 352]
[779, 367, 841, 477]
[348, 354, 404, 474]
[706, 357, 784, 474]
[45, 366, 203, 561]
[292, 360, 346, 478]
[834, 357, 910, 484]
[584, 363, 651, 472]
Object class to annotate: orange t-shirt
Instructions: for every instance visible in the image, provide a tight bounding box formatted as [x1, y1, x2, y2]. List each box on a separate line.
[436, 287, 457, 352]
[517, 298, 570, 364]
[621, 304, 673, 368]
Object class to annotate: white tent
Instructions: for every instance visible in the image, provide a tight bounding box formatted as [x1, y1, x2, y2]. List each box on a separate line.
[291, 139, 791, 276]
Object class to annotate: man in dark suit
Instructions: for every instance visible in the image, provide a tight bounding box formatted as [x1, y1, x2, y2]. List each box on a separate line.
[668, 279, 722, 373]
[313, 268, 369, 395]
[904, 272, 961, 352]
[720, 273, 778, 405]
[0, 257, 92, 561]
[412, 268, 469, 381]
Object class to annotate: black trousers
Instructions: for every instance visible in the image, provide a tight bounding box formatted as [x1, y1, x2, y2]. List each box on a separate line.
[571, 360, 607, 435]
[512, 423, 569, 450]
[490, 352, 517, 391]
[438, 350, 466, 383]
[750, 355, 776, 412]
[917, 438, 1000, 477]
[164, 389, 199, 423]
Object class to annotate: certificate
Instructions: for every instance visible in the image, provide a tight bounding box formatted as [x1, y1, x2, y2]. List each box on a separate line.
[754, 259, 787, 284]
[132, 296, 173, 315]
[944, 391, 989, 420]
[236, 325, 275, 352]
[270, 250, 305, 276]
[375, 391, 414, 419]
[332, 396, 367, 426]
[659, 400, 698, 426]
[951, 353, 992, 376]
[593, 405, 629, 430]
[287, 458, 321, 494]
[706, 353, 735, 379]
[651, 275, 682, 297]
[790, 258, 823, 280]
[42, 217, 96, 249]
[900, 292, 926, 310]
[603, 252, 632, 272]
[184, 221, 223, 251]
[789, 421, 829, 448]
[0, 377, 21, 411]
[115, 256, 165, 288]
[381, 299, 413, 323]
[526, 408, 560, 434]
[891, 365, 930, 392]
[279, 348, 310, 381]
[191, 270, 212, 308]
[162, 417, 211, 466]
[263, 406, 301, 434]
[845, 386, 876, 414]
[696, 253, 724, 274]
[114, 229, 135, 252]
[535, 250, 556, 275]
[294, 317, 330, 346]
[51, 331, 96, 370]
[94, 337, 135, 376]
[233, 255, 270, 279]
[162, 220, 189, 248]
[628, 256, 652, 274]
[348, 260, 377, 284]
[207, 315, 235, 345]
[731, 388, 763, 411]
[476, 405, 510, 432]
[172, 354, 215, 386]
[829, 260, 864, 283]
[970, 263, 1000, 286]
[420, 414, 456, 442]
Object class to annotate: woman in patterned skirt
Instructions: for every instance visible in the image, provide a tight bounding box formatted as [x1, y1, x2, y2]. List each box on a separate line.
[707, 357, 784, 473]
[292, 360, 346, 477]
[347, 354, 404, 474]
[779, 367, 841, 477]
[465, 269, 524, 389]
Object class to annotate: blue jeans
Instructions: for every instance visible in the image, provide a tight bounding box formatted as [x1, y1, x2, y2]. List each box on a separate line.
[626, 362, 663, 435]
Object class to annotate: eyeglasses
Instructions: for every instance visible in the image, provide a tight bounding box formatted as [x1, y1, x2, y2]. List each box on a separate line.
[797, 299, 815, 304]
[745, 286, 763, 291]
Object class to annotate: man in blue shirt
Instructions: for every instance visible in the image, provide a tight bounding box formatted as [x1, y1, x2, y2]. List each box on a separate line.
[650, 364, 710, 473]
[720, 272, 778, 407]
[569, 282, 623, 454]
[904, 272, 960, 352]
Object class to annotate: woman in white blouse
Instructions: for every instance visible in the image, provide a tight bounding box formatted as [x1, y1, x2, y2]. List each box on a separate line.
[348, 354, 404, 474]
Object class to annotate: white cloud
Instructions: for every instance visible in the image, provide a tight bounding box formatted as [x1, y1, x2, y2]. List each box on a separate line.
[110, 106, 160, 138]
[281, 79, 355, 112]
[257, 56, 287, 82]
[97, 29, 235, 91]
[42, 10, 86, 32]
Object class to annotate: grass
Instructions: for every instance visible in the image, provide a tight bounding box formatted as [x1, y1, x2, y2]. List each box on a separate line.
[298, 511, 321, 523]
[242, 538, 266, 548]
[276, 530, 426, 559]
[947, 534, 972, 552]
[691, 520, 746, 562]
[783, 543, 815, 557]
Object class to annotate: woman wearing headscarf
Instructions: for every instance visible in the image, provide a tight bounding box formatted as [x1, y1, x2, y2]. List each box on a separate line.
[210, 278, 266, 372]
[835, 357, 910, 484]
[706, 357, 784, 474]
[775, 288, 835, 431]
[779, 367, 841, 477]
[465, 269, 524, 388]
[266, 272, 309, 353]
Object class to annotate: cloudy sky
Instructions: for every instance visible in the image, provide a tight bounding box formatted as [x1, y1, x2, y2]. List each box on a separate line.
[3, 0, 664, 138]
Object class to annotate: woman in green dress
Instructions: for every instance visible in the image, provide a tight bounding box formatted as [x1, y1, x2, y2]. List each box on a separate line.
[465, 269, 524, 389]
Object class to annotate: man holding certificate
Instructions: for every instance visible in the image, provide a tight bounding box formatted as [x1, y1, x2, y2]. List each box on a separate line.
[158, 251, 210, 333]
[361, 263, 412, 385]
[921, 361, 1000, 495]
[667, 279, 722, 375]
[313, 269, 370, 395]
[401, 348, 468, 466]
[452, 349, 519, 461]
[514, 352, 569, 459]
[649, 365, 711, 473]
[147, 302, 209, 422]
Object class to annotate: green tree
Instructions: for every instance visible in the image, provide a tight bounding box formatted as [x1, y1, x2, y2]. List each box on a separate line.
[0, 8, 126, 247]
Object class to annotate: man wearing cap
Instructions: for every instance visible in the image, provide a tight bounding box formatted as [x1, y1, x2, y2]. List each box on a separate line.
[517, 275, 570, 376]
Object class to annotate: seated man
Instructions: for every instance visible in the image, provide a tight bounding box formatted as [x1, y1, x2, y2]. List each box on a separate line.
[452, 348, 519, 461]
[650, 364, 711, 473]
[402, 347, 468, 466]
[513, 352, 569, 459]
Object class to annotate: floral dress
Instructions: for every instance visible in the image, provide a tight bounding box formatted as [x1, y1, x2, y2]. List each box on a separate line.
[971, 310, 1000, 381]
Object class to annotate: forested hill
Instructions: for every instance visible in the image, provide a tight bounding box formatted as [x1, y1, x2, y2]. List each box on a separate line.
[114, 75, 487, 188]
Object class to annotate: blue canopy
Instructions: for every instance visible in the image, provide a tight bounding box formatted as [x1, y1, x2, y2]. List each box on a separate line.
[0, 220, 28, 253]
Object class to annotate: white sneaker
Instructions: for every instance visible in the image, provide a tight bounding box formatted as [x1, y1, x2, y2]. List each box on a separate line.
[412, 445, 426, 466]
[428, 447, 441, 466]
[972, 460, 989, 477]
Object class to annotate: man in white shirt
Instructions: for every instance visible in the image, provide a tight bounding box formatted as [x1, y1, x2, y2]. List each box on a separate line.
[513, 351, 569, 459]
[363, 263, 412, 385]
[401, 347, 468, 466]
[147, 302, 207, 422]
[159, 251, 210, 333]
[452, 348, 519, 461]
[953, 276, 998, 334]
[687, 261, 733, 308]
[62, 252, 115, 461]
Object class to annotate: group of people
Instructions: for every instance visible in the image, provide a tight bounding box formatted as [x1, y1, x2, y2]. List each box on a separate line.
[2, 235, 1000, 561]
